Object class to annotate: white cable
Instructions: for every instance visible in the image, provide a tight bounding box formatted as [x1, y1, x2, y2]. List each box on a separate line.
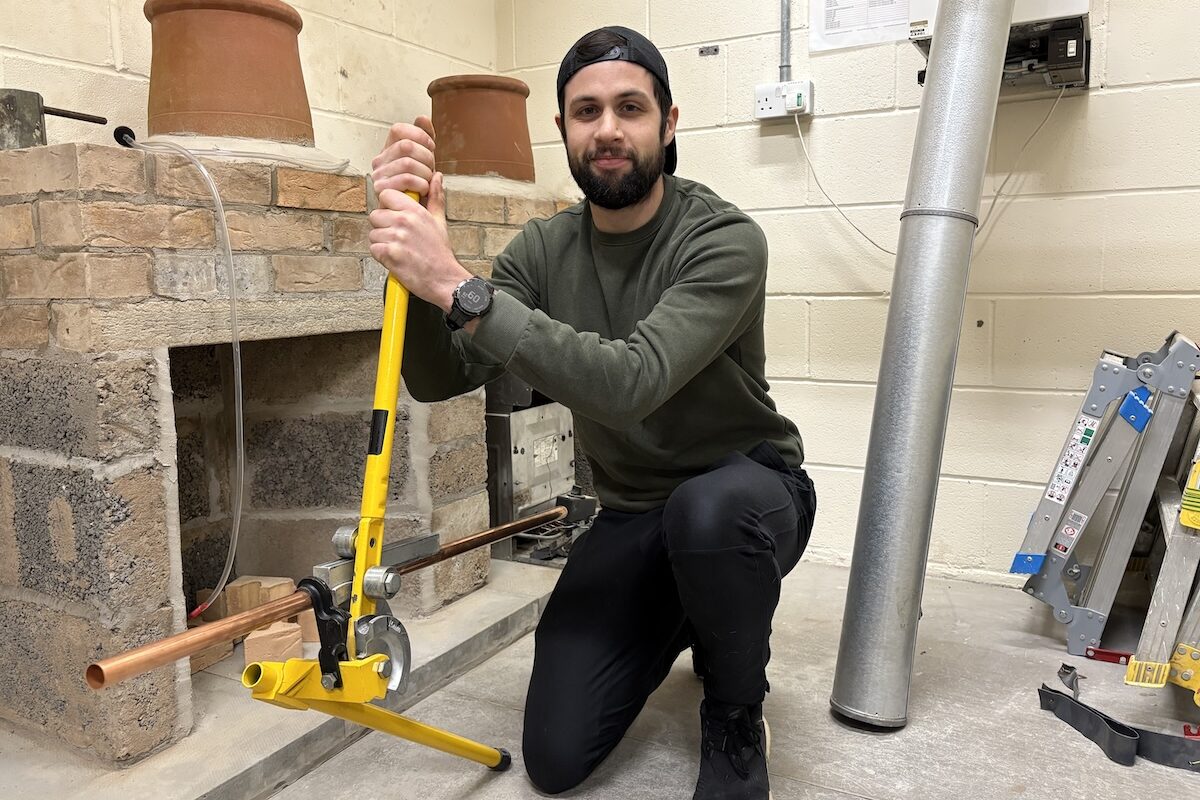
[122, 134, 246, 620]
[977, 87, 1066, 238]
[793, 114, 897, 257]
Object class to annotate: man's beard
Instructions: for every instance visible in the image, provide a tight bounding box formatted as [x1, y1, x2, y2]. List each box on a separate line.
[568, 141, 665, 210]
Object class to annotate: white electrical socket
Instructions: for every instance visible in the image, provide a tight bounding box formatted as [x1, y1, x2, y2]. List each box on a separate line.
[754, 79, 814, 119]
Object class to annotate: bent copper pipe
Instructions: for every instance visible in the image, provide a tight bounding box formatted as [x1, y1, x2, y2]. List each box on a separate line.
[86, 506, 568, 690]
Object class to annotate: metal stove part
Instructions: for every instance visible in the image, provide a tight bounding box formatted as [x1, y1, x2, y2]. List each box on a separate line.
[355, 614, 412, 694]
[1, 88, 108, 150]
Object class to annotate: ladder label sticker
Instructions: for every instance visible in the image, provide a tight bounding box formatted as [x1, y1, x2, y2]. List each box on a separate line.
[1052, 509, 1090, 554]
[1046, 416, 1101, 504]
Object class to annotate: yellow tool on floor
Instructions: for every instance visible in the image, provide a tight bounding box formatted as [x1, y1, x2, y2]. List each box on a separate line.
[88, 190, 567, 770]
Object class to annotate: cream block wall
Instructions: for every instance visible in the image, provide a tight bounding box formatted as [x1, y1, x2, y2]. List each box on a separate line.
[500, 0, 1200, 584]
[0, 0, 497, 171]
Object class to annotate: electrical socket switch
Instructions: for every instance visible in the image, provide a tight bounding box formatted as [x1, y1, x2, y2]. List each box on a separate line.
[754, 79, 814, 119]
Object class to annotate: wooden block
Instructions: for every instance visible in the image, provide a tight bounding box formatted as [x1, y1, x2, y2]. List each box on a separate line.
[257, 576, 296, 602]
[295, 609, 320, 643]
[243, 621, 302, 667]
[195, 587, 228, 623]
[223, 576, 265, 616]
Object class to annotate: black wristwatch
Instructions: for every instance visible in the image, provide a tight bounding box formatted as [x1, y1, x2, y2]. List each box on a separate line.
[445, 276, 495, 330]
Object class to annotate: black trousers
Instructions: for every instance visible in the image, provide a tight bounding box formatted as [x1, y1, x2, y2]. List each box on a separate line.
[522, 442, 816, 794]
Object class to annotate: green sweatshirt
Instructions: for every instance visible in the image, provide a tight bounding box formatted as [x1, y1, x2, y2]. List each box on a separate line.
[401, 174, 805, 513]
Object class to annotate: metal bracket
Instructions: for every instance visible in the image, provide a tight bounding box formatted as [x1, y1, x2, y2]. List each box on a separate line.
[297, 577, 350, 689]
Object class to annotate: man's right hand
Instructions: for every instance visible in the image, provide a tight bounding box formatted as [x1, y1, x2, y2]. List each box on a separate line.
[371, 116, 438, 202]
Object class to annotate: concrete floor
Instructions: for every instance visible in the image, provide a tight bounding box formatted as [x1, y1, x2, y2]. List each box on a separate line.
[273, 562, 1197, 800]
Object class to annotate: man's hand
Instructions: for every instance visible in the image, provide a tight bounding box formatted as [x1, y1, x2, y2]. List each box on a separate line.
[372, 116, 438, 200]
[369, 173, 471, 314]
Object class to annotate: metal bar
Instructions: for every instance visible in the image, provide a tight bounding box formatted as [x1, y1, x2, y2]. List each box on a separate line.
[829, 0, 1016, 728]
[86, 591, 312, 689]
[396, 506, 566, 575]
[779, 0, 792, 82]
[41, 105, 107, 125]
[87, 507, 567, 689]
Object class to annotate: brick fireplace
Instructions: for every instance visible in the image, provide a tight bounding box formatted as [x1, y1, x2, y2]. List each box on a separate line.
[0, 142, 567, 763]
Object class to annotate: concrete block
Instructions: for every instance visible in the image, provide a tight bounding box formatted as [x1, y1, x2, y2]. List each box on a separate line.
[181, 524, 231, 613]
[990, 86, 1200, 196]
[0, 305, 48, 349]
[971, 195, 1105, 293]
[677, 126, 810, 211]
[276, 168, 367, 212]
[483, 227, 519, 258]
[428, 394, 485, 444]
[448, 224, 483, 257]
[335, 29, 460, 127]
[154, 253, 218, 300]
[1, 1, 112, 65]
[649, 0, 779, 47]
[75, 144, 147, 194]
[1106, 1, 1200, 86]
[1102, 191, 1200, 291]
[168, 344, 224, 403]
[802, 110, 919, 206]
[764, 297, 809, 379]
[796, 465, 863, 562]
[755, 207, 898, 295]
[309, 112, 389, 175]
[519, 64, 561, 147]
[292, 0, 393, 34]
[4, 460, 171, 616]
[428, 440, 488, 502]
[0, 203, 35, 248]
[662, 45, 726, 130]
[0, 598, 178, 763]
[240, 330, 378, 403]
[809, 297, 992, 385]
[246, 411, 411, 509]
[3, 252, 152, 299]
[431, 492, 490, 543]
[0, 461, 16, 586]
[809, 46, 898, 116]
[154, 154, 272, 205]
[49, 302, 91, 351]
[513, 0, 646, 68]
[993, 297, 1197, 389]
[332, 216, 371, 253]
[0, 353, 158, 459]
[295, 8, 339, 111]
[115, 0, 152, 76]
[445, 190, 506, 224]
[2, 252, 86, 297]
[37, 200, 215, 248]
[243, 621, 303, 666]
[0, 145, 79, 196]
[233, 516, 423, 586]
[929, 478, 1044, 575]
[175, 419, 209, 524]
[505, 196, 559, 226]
[273, 255, 363, 293]
[770, 380, 875, 467]
[496, 0, 516, 72]
[395, 0, 496, 68]
[224, 210, 324, 251]
[363, 258, 388, 292]
[942, 388, 1085, 484]
[431, 548, 490, 609]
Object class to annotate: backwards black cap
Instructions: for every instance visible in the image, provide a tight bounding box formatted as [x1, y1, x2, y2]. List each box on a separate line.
[556, 26, 676, 175]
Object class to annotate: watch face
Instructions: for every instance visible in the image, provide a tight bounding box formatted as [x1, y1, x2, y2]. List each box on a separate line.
[457, 279, 492, 314]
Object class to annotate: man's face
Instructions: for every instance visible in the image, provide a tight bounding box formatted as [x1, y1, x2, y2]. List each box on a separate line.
[558, 60, 676, 210]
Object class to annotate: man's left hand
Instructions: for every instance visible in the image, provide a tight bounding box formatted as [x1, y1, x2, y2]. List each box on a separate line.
[368, 172, 470, 313]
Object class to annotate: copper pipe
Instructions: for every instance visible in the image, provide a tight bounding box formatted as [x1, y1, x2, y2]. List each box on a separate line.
[397, 506, 567, 575]
[86, 591, 312, 690]
[87, 506, 569, 690]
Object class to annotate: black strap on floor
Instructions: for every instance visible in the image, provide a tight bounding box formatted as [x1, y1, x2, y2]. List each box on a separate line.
[1039, 682, 1200, 772]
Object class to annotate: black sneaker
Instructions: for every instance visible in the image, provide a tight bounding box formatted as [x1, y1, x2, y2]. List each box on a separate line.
[693, 701, 771, 800]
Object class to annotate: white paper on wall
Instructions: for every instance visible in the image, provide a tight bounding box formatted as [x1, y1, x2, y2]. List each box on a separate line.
[809, 0, 910, 53]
